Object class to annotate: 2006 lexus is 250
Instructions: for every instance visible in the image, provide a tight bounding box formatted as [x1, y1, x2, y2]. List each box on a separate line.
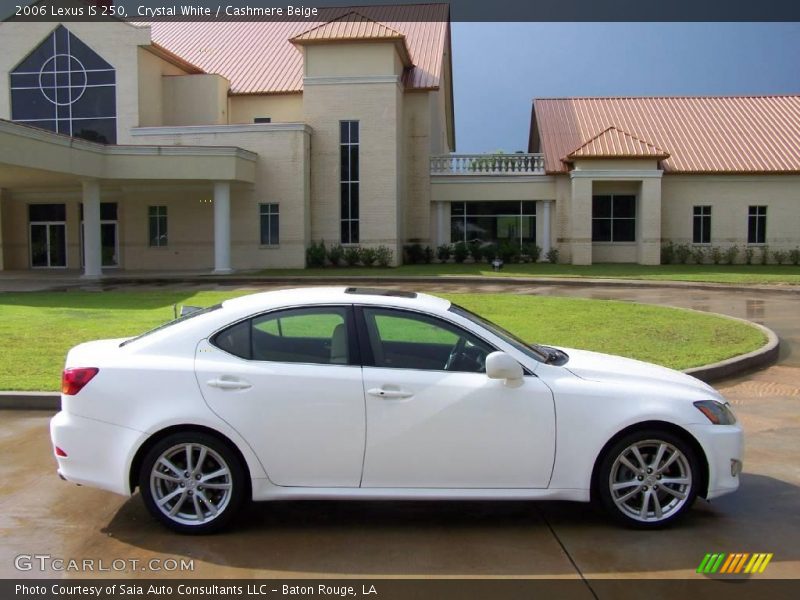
[51, 287, 742, 533]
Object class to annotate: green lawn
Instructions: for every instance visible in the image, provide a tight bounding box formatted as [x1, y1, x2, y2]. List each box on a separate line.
[256, 263, 800, 285]
[0, 290, 765, 391]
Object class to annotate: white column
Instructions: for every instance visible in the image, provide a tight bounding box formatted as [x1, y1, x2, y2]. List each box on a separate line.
[213, 181, 232, 273]
[538, 200, 552, 260]
[638, 176, 663, 265]
[81, 180, 102, 279]
[435, 201, 447, 246]
[569, 176, 593, 265]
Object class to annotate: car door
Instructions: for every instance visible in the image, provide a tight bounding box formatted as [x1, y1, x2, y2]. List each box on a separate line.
[195, 305, 365, 487]
[358, 306, 555, 489]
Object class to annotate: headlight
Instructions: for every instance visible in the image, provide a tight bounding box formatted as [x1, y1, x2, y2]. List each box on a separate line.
[694, 400, 737, 425]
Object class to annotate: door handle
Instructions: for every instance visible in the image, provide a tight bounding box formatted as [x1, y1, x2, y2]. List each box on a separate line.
[367, 387, 413, 399]
[207, 377, 252, 391]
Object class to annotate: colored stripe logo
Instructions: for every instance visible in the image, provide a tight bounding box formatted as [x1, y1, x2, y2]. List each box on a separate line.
[697, 553, 773, 574]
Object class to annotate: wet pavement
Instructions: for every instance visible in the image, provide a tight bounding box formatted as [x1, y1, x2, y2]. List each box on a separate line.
[0, 281, 798, 581]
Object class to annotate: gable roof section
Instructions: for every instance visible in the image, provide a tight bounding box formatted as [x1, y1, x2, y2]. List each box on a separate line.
[292, 10, 405, 42]
[565, 126, 669, 161]
[533, 96, 800, 174]
[145, 3, 449, 94]
[291, 11, 412, 67]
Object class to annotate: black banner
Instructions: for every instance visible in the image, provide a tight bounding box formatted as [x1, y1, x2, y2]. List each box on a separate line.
[4, 579, 800, 600]
[3, 0, 800, 22]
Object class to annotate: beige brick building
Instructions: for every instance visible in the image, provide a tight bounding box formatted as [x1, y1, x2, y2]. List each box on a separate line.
[0, 7, 798, 276]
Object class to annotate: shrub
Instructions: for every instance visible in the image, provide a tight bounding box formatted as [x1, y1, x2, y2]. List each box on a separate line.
[723, 245, 739, 265]
[661, 241, 676, 265]
[468, 240, 483, 263]
[482, 243, 499, 262]
[745, 246, 755, 265]
[423, 245, 434, 264]
[772, 250, 788, 265]
[545, 247, 560, 264]
[790, 247, 800, 266]
[760, 245, 770, 265]
[674, 243, 691, 264]
[709, 246, 723, 265]
[306, 240, 327, 268]
[404, 243, 425, 265]
[359, 247, 377, 267]
[375, 245, 394, 267]
[436, 244, 452, 262]
[452, 241, 469, 263]
[498, 241, 521, 263]
[522, 243, 542, 263]
[690, 246, 705, 265]
[327, 243, 344, 267]
[343, 246, 360, 267]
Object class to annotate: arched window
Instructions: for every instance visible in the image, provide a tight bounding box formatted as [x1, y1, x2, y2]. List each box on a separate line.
[9, 25, 117, 144]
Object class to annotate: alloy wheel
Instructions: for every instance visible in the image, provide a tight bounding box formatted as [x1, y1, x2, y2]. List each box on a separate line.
[608, 439, 693, 523]
[149, 442, 233, 526]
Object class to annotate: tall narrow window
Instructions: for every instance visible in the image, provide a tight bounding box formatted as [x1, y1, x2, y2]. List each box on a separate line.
[148, 206, 168, 247]
[340, 120, 359, 244]
[592, 195, 636, 242]
[748, 206, 767, 244]
[259, 203, 280, 245]
[693, 206, 711, 244]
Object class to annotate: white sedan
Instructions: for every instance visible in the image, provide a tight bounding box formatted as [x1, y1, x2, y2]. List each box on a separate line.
[51, 287, 742, 533]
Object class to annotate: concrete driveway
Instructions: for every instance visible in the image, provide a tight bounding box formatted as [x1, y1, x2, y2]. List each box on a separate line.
[0, 282, 797, 582]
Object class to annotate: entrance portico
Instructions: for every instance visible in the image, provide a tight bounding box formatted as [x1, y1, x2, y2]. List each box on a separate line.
[0, 120, 256, 278]
[568, 166, 664, 266]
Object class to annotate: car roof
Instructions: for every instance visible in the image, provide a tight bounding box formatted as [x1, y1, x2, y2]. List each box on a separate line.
[221, 286, 451, 313]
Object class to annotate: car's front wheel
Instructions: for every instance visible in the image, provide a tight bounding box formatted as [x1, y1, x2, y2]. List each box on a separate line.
[139, 432, 246, 534]
[596, 429, 700, 528]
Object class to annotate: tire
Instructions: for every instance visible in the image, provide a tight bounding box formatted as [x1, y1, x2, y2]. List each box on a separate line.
[138, 431, 247, 534]
[596, 428, 700, 529]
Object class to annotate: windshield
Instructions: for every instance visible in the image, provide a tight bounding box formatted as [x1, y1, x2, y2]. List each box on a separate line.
[448, 303, 551, 363]
[119, 304, 222, 347]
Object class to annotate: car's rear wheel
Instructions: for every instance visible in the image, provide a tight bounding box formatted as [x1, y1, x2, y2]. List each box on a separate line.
[139, 432, 246, 534]
[596, 429, 700, 528]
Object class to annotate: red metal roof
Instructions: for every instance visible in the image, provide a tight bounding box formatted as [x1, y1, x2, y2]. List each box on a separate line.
[291, 11, 412, 67]
[533, 96, 800, 174]
[145, 3, 449, 94]
[565, 126, 669, 161]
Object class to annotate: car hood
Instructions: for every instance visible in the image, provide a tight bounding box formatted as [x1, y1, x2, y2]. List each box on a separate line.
[556, 346, 720, 399]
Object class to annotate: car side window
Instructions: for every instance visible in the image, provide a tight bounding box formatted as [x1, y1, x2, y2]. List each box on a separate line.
[361, 308, 494, 372]
[212, 307, 352, 365]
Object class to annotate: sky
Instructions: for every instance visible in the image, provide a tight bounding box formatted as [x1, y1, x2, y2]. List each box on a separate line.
[451, 22, 800, 153]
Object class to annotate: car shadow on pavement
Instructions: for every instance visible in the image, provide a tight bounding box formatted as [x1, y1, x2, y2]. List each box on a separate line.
[103, 473, 799, 577]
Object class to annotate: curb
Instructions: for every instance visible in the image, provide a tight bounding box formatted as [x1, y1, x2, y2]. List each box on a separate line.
[0, 391, 60, 411]
[684, 319, 780, 383]
[0, 320, 779, 411]
[97, 274, 800, 294]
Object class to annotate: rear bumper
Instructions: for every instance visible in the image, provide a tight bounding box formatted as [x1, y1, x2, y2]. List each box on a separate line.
[50, 410, 145, 496]
[686, 423, 744, 500]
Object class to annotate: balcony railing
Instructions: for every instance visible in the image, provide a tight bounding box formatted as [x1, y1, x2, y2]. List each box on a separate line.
[430, 153, 545, 176]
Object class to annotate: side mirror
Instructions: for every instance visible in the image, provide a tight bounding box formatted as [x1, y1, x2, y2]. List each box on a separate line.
[485, 351, 523, 383]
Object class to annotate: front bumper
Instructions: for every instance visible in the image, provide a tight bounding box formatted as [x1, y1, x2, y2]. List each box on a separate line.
[686, 422, 744, 499]
[50, 410, 145, 496]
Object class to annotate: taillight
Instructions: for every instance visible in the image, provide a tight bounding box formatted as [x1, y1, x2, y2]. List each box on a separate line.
[61, 367, 99, 395]
[55, 446, 68, 457]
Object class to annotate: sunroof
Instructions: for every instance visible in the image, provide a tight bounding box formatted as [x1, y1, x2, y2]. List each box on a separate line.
[344, 287, 417, 299]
